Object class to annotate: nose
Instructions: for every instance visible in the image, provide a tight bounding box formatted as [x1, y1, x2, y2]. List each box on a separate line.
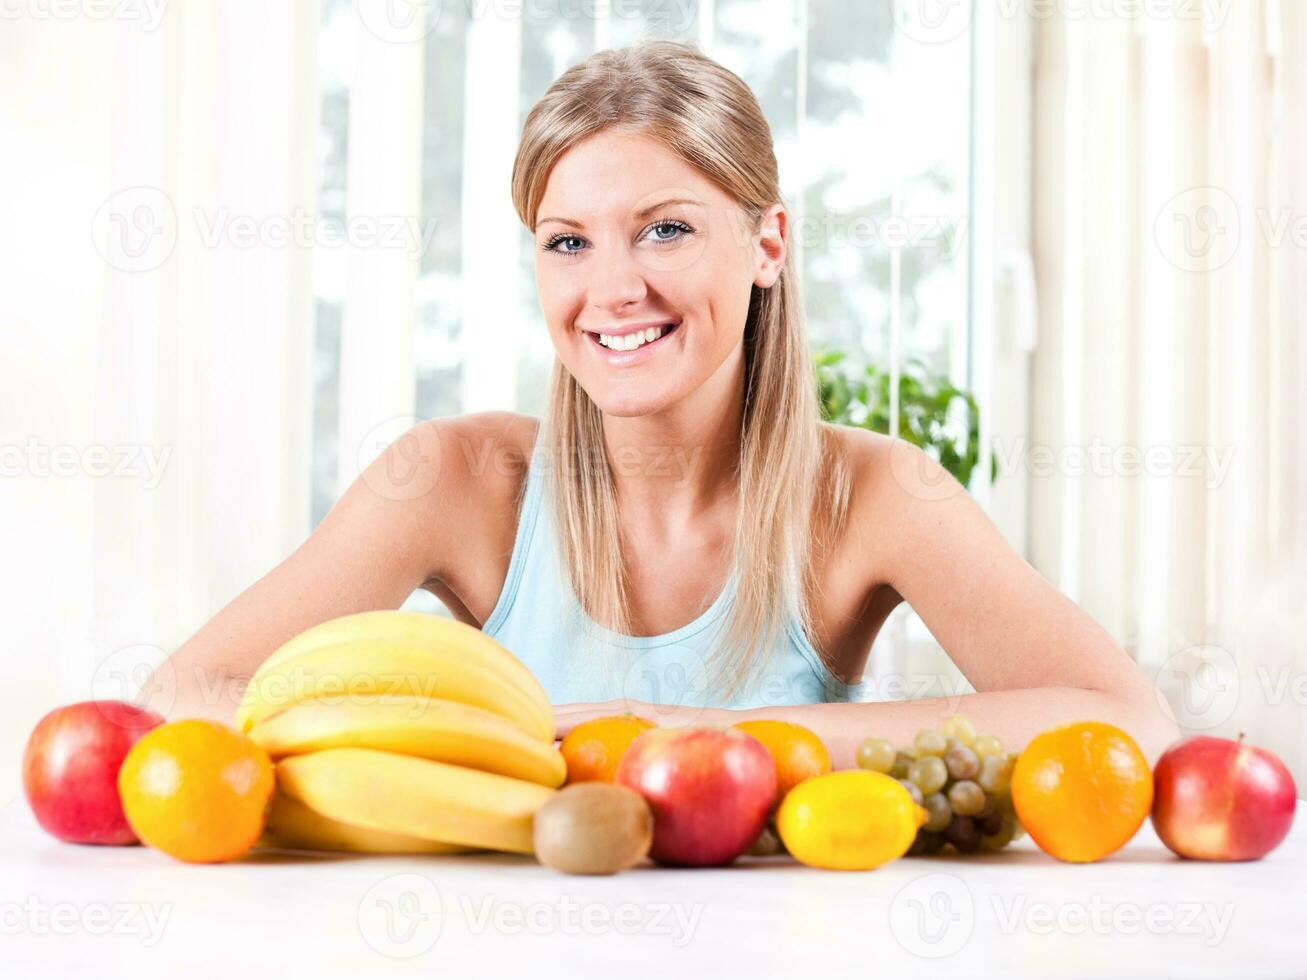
[586, 241, 648, 314]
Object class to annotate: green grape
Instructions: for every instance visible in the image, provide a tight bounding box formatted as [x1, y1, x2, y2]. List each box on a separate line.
[979, 817, 1016, 852]
[942, 814, 979, 852]
[977, 810, 1004, 837]
[891, 751, 915, 779]
[942, 715, 976, 746]
[1011, 819, 1027, 842]
[944, 745, 981, 781]
[908, 756, 948, 795]
[856, 736, 897, 773]
[944, 736, 965, 754]
[973, 734, 1004, 758]
[948, 779, 986, 817]
[977, 754, 1014, 794]
[913, 729, 948, 757]
[897, 778, 925, 806]
[922, 792, 952, 833]
[907, 832, 931, 856]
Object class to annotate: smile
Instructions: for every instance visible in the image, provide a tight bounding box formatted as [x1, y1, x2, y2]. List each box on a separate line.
[584, 321, 681, 362]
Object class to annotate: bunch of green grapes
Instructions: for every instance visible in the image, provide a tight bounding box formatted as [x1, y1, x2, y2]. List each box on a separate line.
[855, 715, 1023, 855]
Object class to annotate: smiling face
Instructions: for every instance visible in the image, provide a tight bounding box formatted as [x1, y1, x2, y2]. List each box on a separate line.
[533, 129, 785, 418]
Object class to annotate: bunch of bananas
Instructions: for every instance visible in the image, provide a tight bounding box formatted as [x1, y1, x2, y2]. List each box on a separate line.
[236, 610, 562, 855]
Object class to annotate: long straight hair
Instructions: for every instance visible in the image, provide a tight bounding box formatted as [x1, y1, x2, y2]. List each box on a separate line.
[510, 40, 852, 704]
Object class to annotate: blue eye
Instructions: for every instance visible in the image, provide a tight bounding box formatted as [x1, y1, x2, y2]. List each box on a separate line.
[539, 219, 695, 258]
[540, 233, 585, 256]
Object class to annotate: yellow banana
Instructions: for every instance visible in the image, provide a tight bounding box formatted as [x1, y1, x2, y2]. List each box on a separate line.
[250, 696, 566, 787]
[277, 748, 555, 855]
[234, 636, 553, 743]
[260, 790, 477, 855]
[244, 610, 550, 728]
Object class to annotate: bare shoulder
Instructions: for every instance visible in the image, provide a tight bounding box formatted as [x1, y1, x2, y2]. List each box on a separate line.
[824, 424, 971, 588]
[394, 411, 541, 584]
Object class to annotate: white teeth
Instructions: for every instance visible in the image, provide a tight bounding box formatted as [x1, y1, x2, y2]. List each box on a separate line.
[598, 325, 668, 351]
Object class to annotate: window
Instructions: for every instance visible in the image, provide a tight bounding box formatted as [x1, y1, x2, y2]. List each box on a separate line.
[310, 0, 983, 681]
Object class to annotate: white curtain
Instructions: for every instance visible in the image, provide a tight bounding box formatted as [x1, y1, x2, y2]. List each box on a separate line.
[1031, 0, 1307, 777]
[89, 2, 319, 684]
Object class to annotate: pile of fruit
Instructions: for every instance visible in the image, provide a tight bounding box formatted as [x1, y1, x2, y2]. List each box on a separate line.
[854, 718, 1022, 855]
[21, 610, 1299, 873]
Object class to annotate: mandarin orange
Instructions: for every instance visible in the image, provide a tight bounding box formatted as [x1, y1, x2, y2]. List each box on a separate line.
[560, 714, 656, 784]
[118, 719, 274, 863]
[1011, 721, 1152, 863]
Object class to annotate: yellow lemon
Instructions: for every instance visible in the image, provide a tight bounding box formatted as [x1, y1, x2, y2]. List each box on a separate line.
[776, 769, 927, 870]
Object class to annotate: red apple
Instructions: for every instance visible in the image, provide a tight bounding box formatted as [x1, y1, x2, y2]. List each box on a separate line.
[616, 726, 777, 867]
[1151, 734, 1297, 861]
[23, 701, 165, 845]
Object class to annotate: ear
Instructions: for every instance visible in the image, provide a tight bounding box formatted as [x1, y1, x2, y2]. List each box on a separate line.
[753, 203, 788, 289]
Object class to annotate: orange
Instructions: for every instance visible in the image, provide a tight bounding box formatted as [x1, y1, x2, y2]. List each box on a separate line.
[1011, 721, 1153, 863]
[118, 719, 275, 863]
[732, 720, 831, 802]
[560, 714, 656, 784]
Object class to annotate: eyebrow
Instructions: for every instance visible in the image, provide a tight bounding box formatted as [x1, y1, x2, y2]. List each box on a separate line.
[534, 197, 705, 232]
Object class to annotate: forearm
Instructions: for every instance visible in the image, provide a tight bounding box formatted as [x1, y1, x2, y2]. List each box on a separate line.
[713, 685, 1180, 770]
[136, 641, 247, 725]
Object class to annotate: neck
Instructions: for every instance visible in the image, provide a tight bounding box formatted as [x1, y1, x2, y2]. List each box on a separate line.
[601, 346, 745, 538]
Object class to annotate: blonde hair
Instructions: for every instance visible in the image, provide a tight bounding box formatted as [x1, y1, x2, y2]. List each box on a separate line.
[510, 39, 852, 704]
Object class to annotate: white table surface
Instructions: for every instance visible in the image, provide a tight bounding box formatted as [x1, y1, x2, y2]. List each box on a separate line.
[1, 797, 1302, 979]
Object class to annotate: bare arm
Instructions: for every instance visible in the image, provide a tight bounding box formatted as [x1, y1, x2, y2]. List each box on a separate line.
[557, 436, 1179, 766]
[136, 415, 497, 724]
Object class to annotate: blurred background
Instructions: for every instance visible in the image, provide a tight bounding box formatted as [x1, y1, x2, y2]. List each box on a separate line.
[2, 0, 1304, 802]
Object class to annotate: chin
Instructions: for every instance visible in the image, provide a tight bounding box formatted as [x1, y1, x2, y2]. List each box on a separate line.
[588, 388, 676, 418]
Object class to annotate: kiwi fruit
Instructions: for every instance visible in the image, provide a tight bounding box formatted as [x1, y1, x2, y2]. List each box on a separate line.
[533, 783, 653, 875]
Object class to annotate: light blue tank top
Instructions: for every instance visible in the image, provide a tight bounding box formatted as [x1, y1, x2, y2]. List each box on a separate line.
[482, 445, 869, 711]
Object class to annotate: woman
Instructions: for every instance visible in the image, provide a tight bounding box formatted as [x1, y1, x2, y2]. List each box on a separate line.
[142, 40, 1177, 767]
